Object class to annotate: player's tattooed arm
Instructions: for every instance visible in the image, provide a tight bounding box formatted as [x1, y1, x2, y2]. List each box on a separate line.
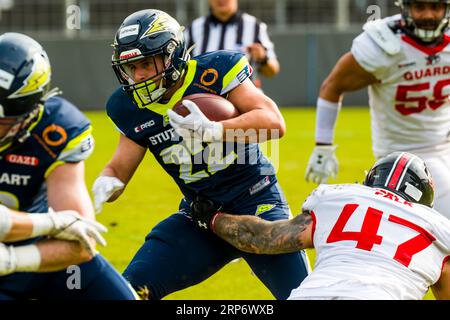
[213, 211, 314, 254]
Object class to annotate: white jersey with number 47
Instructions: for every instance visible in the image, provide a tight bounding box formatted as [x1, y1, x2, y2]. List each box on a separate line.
[289, 184, 450, 300]
[351, 15, 450, 157]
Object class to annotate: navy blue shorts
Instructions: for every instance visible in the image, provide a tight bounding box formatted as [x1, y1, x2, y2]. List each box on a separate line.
[123, 180, 310, 300]
[0, 255, 137, 300]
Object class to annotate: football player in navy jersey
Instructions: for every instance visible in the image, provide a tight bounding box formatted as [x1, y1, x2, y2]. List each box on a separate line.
[0, 32, 137, 299]
[93, 9, 310, 300]
[0, 204, 107, 275]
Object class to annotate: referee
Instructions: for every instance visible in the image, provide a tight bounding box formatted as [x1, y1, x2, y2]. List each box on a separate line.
[185, 0, 280, 89]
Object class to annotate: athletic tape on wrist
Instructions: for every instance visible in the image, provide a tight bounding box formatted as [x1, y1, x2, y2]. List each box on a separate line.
[13, 244, 41, 272]
[315, 97, 341, 144]
[30, 213, 55, 238]
[0, 205, 12, 242]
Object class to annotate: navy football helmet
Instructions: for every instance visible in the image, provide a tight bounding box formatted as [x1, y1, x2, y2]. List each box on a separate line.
[112, 9, 190, 108]
[363, 152, 435, 207]
[397, 0, 450, 43]
[0, 32, 54, 153]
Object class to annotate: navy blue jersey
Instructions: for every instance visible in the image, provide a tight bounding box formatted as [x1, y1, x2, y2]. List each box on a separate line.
[107, 51, 276, 209]
[0, 97, 94, 212]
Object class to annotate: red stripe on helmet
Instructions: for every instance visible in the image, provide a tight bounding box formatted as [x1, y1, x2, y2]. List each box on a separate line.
[388, 153, 411, 190]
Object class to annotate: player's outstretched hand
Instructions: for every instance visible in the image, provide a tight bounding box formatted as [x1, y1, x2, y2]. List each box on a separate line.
[190, 196, 223, 232]
[92, 176, 125, 214]
[305, 145, 338, 184]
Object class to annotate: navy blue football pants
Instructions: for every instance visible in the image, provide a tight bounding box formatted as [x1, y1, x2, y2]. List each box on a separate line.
[0, 255, 137, 300]
[123, 182, 310, 300]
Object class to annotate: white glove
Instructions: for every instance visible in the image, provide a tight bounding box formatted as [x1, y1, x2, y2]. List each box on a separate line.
[305, 145, 338, 184]
[92, 176, 125, 214]
[167, 100, 223, 142]
[46, 210, 107, 256]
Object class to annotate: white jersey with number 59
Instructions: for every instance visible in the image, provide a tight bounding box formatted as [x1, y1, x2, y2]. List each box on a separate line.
[289, 184, 450, 300]
[351, 15, 450, 157]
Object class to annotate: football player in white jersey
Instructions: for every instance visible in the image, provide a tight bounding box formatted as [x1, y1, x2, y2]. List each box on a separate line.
[191, 152, 450, 300]
[305, 0, 450, 219]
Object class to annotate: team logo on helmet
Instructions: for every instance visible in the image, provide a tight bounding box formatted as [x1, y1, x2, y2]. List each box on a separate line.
[119, 48, 142, 60]
[0, 69, 14, 90]
[118, 24, 140, 39]
[364, 152, 434, 207]
[140, 13, 178, 39]
[8, 52, 51, 99]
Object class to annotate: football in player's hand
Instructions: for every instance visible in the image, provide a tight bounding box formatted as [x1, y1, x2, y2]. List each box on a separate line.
[173, 93, 240, 121]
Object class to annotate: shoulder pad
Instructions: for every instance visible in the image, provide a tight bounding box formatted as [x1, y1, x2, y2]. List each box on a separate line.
[363, 19, 401, 55]
[302, 184, 331, 212]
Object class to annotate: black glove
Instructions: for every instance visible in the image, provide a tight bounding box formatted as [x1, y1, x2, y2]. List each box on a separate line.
[190, 196, 222, 231]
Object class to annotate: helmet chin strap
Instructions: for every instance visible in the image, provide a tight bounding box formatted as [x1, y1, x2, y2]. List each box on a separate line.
[149, 84, 167, 103]
[0, 104, 41, 153]
[140, 46, 184, 104]
[185, 44, 195, 60]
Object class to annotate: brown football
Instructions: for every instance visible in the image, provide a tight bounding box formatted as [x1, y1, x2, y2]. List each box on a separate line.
[173, 93, 240, 121]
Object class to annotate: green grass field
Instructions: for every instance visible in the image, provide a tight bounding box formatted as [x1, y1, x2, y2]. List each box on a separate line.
[83, 107, 434, 300]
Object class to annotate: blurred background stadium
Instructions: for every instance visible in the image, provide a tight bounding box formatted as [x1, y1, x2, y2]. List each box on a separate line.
[0, 0, 399, 108]
[1, 0, 435, 299]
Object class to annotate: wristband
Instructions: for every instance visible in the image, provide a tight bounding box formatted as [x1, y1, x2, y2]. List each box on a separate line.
[11, 244, 42, 272]
[30, 213, 55, 238]
[315, 97, 341, 144]
[210, 212, 223, 234]
[0, 205, 12, 241]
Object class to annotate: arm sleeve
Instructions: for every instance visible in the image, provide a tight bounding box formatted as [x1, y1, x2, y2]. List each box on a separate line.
[315, 98, 341, 144]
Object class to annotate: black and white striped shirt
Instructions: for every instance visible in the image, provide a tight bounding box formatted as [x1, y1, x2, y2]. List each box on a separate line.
[185, 11, 277, 62]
